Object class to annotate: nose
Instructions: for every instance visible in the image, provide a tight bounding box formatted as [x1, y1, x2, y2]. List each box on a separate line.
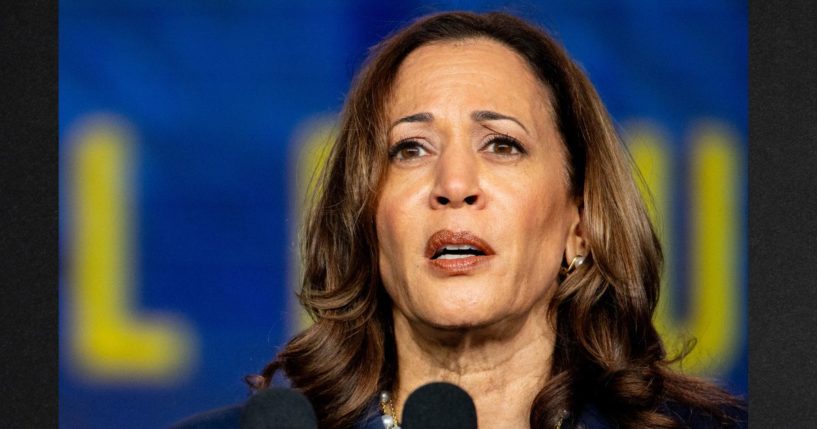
[430, 147, 484, 209]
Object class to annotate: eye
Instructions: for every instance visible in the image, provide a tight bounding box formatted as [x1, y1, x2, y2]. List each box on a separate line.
[482, 136, 527, 156]
[388, 140, 430, 161]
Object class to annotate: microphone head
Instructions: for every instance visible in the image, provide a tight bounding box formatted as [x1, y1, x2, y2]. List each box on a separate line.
[402, 382, 477, 429]
[240, 387, 317, 429]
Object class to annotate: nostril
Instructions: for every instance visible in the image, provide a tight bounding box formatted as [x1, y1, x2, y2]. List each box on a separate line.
[436, 196, 450, 205]
[464, 195, 477, 205]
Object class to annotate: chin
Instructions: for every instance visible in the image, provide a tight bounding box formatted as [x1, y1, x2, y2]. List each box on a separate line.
[415, 300, 503, 332]
[407, 277, 503, 327]
[421, 317, 493, 332]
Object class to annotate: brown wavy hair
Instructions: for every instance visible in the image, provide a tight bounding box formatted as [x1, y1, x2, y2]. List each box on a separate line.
[251, 11, 743, 428]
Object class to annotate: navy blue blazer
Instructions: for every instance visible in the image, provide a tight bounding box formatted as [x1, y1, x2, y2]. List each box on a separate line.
[168, 399, 747, 428]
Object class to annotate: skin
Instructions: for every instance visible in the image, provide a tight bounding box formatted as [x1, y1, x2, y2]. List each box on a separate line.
[375, 38, 587, 428]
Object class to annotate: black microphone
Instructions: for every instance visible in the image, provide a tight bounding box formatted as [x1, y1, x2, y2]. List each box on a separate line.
[240, 387, 318, 429]
[402, 382, 477, 429]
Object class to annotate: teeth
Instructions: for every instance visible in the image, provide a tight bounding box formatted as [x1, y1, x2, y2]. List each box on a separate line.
[431, 243, 486, 260]
[443, 245, 477, 251]
[437, 253, 474, 260]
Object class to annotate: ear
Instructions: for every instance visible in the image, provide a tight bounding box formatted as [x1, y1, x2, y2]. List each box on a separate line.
[564, 201, 588, 264]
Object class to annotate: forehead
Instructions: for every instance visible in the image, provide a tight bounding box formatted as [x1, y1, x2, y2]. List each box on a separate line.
[387, 38, 554, 125]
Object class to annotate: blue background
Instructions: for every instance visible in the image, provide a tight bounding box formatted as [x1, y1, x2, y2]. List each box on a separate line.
[59, 1, 747, 427]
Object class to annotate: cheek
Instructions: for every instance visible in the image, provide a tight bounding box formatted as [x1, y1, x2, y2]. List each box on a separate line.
[375, 185, 418, 282]
[375, 185, 432, 315]
[376, 173, 430, 252]
[375, 199, 401, 277]
[511, 180, 572, 282]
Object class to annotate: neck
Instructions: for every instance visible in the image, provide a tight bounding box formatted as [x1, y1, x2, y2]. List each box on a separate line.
[392, 304, 555, 429]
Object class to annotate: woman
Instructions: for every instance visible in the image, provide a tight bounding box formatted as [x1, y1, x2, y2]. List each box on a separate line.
[252, 11, 745, 429]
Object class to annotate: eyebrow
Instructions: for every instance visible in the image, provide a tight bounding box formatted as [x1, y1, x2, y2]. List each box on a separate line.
[389, 110, 529, 134]
[390, 112, 434, 129]
[471, 110, 529, 134]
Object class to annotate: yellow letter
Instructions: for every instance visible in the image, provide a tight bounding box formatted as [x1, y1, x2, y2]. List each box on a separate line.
[628, 121, 743, 376]
[67, 115, 197, 385]
[289, 117, 336, 332]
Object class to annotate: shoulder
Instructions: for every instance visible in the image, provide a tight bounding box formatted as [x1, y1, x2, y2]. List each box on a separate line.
[168, 375, 296, 428]
[574, 401, 747, 429]
[168, 404, 243, 429]
[354, 399, 386, 429]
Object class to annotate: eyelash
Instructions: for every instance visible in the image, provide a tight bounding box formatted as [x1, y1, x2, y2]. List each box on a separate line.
[388, 139, 429, 161]
[387, 135, 527, 161]
[481, 135, 527, 156]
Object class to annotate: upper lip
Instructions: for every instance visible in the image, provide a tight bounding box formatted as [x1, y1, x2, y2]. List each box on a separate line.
[424, 230, 495, 259]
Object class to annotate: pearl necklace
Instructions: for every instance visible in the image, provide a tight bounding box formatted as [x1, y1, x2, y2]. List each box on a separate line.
[378, 391, 401, 429]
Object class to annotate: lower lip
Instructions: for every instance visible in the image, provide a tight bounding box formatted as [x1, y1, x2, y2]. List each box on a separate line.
[428, 255, 494, 274]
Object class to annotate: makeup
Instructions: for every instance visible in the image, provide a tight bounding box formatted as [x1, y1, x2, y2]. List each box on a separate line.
[425, 229, 495, 274]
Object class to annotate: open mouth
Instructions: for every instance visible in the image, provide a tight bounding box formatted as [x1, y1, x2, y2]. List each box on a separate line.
[432, 244, 486, 260]
[425, 230, 495, 260]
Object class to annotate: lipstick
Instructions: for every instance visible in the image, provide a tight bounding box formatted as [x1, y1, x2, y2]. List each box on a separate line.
[425, 230, 495, 274]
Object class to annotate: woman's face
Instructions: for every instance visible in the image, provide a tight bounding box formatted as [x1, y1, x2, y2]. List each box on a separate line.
[376, 38, 583, 330]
